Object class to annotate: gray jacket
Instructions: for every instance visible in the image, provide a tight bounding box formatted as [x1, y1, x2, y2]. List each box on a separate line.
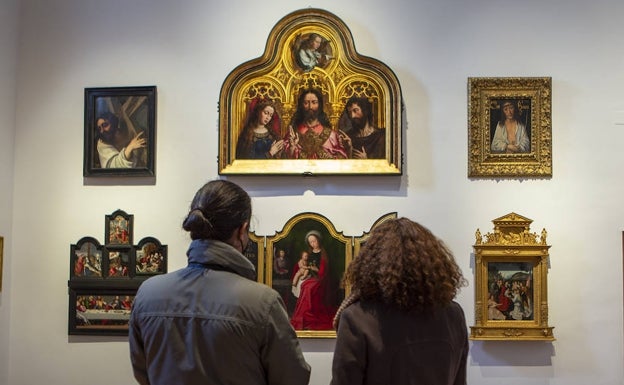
[129, 239, 311, 385]
[331, 300, 468, 385]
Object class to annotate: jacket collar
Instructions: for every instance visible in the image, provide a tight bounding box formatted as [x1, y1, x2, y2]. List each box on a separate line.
[186, 239, 256, 281]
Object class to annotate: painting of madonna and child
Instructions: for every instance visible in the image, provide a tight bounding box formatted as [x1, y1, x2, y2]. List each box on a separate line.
[266, 215, 350, 336]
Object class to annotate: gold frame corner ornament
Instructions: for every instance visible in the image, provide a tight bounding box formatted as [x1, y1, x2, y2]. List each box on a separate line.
[470, 212, 555, 341]
[468, 77, 552, 179]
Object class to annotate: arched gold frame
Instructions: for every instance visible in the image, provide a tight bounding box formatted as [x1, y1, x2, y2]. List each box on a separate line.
[471, 212, 555, 341]
[266, 212, 352, 338]
[219, 8, 402, 175]
[353, 212, 398, 257]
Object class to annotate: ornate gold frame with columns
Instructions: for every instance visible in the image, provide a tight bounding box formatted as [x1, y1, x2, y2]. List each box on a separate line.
[470, 212, 554, 341]
[219, 8, 402, 175]
[468, 77, 552, 178]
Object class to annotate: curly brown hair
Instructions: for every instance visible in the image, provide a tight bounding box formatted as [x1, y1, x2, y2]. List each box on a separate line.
[343, 217, 467, 313]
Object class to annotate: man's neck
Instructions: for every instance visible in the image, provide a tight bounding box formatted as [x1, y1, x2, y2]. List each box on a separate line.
[355, 122, 374, 137]
[304, 118, 320, 127]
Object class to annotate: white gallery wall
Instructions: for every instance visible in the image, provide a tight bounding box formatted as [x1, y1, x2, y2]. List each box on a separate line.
[2, 0, 624, 384]
[0, 0, 18, 384]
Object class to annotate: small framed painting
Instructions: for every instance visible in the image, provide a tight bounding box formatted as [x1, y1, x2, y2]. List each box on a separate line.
[470, 212, 554, 341]
[69, 288, 136, 336]
[84, 86, 156, 177]
[468, 77, 552, 178]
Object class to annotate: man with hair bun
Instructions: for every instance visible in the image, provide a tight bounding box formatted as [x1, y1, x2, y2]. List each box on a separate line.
[129, 179, 310, 385]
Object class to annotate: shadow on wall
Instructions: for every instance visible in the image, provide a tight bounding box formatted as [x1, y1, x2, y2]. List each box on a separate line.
[470, 341, 555, 366]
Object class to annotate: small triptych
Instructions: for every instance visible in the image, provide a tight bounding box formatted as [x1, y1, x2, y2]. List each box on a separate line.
[242, 211, 396, 338]
[67, 210, 167, 336]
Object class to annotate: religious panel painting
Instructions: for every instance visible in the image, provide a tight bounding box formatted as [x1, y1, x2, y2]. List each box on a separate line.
[219, 8, 402, 175]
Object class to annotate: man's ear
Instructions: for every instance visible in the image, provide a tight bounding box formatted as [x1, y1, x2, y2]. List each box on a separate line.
[239, 221, 250, 236]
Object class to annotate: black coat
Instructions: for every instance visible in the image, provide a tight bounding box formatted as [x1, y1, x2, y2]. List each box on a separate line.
[331, 300, 468, 385]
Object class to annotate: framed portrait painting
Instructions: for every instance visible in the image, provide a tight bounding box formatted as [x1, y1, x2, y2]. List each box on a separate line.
[218, 8, 402, 175]
[468, 77, 552, 178]
[266, 212, 352, 338]
[84, 86, 156, 177]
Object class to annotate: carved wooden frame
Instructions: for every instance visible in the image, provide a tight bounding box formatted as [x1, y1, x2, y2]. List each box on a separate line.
[471, 212, 554, 341]
[468, 77, 552, 178]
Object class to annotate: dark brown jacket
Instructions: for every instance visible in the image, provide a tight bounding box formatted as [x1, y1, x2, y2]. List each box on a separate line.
[331, 300, 468, 385]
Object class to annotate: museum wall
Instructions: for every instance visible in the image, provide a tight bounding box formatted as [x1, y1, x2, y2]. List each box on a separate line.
[4, 0, 624, 384]
[0, 0, 19, 384]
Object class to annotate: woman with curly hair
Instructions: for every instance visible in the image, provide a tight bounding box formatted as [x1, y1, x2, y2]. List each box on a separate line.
[330, 217, 468, 385]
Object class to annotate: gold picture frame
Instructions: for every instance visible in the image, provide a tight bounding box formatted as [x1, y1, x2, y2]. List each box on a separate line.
[353, 212, 397, 257]
[470, 212, 554, 341]
[265, 212, 352, 338]
[219, 8, 402, 175]
[243, 231, 265, 283]
[468, 77, 552, 178]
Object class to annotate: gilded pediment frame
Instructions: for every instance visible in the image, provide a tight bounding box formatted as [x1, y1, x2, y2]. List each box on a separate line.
[219, 8, 402, 175]
[471, 212, 555, 341]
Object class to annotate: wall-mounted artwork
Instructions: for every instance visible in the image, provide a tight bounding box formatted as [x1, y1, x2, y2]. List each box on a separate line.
[470, 212, 554, 341]
[219, 8, 402, 175]
[353, 212, 397, 257]
[247, 212, 397, 338]
[105, 209, 133, 246]
[136, 237, 167, 276]
[266, 212, 351, 338]
[68, 210, 167, 336]
[243, 231, 265, 283]
[84, 86, 156, 177]
[468, 77, 552, 178]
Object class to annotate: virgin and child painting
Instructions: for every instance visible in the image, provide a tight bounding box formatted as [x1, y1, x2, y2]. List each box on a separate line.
[266, 213, 351, 337]
[219, 8, 402, 175]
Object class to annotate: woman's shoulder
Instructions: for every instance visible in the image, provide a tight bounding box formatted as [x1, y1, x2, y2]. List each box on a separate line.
[442, 301, 467, 321]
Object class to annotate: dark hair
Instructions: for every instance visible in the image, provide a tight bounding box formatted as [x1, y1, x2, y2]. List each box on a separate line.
[291, 88, 331, 128]
[345, 97, 373, 124]
[498, 100, 521, 125]
[182, 180, 251, 241]
[343, 217, 467, 313]
[95, 111, 120, 141]
[302, 33, 321, 49]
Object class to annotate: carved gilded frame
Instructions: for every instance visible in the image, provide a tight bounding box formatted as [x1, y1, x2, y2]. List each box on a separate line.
[265, 212, 352, 338]
[468, 77, 552, 178]
[243, 231, 265, 283]
[353, 212, 397, 257]
[219, 8, 402, 175]
[471, 212, 554, 341]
